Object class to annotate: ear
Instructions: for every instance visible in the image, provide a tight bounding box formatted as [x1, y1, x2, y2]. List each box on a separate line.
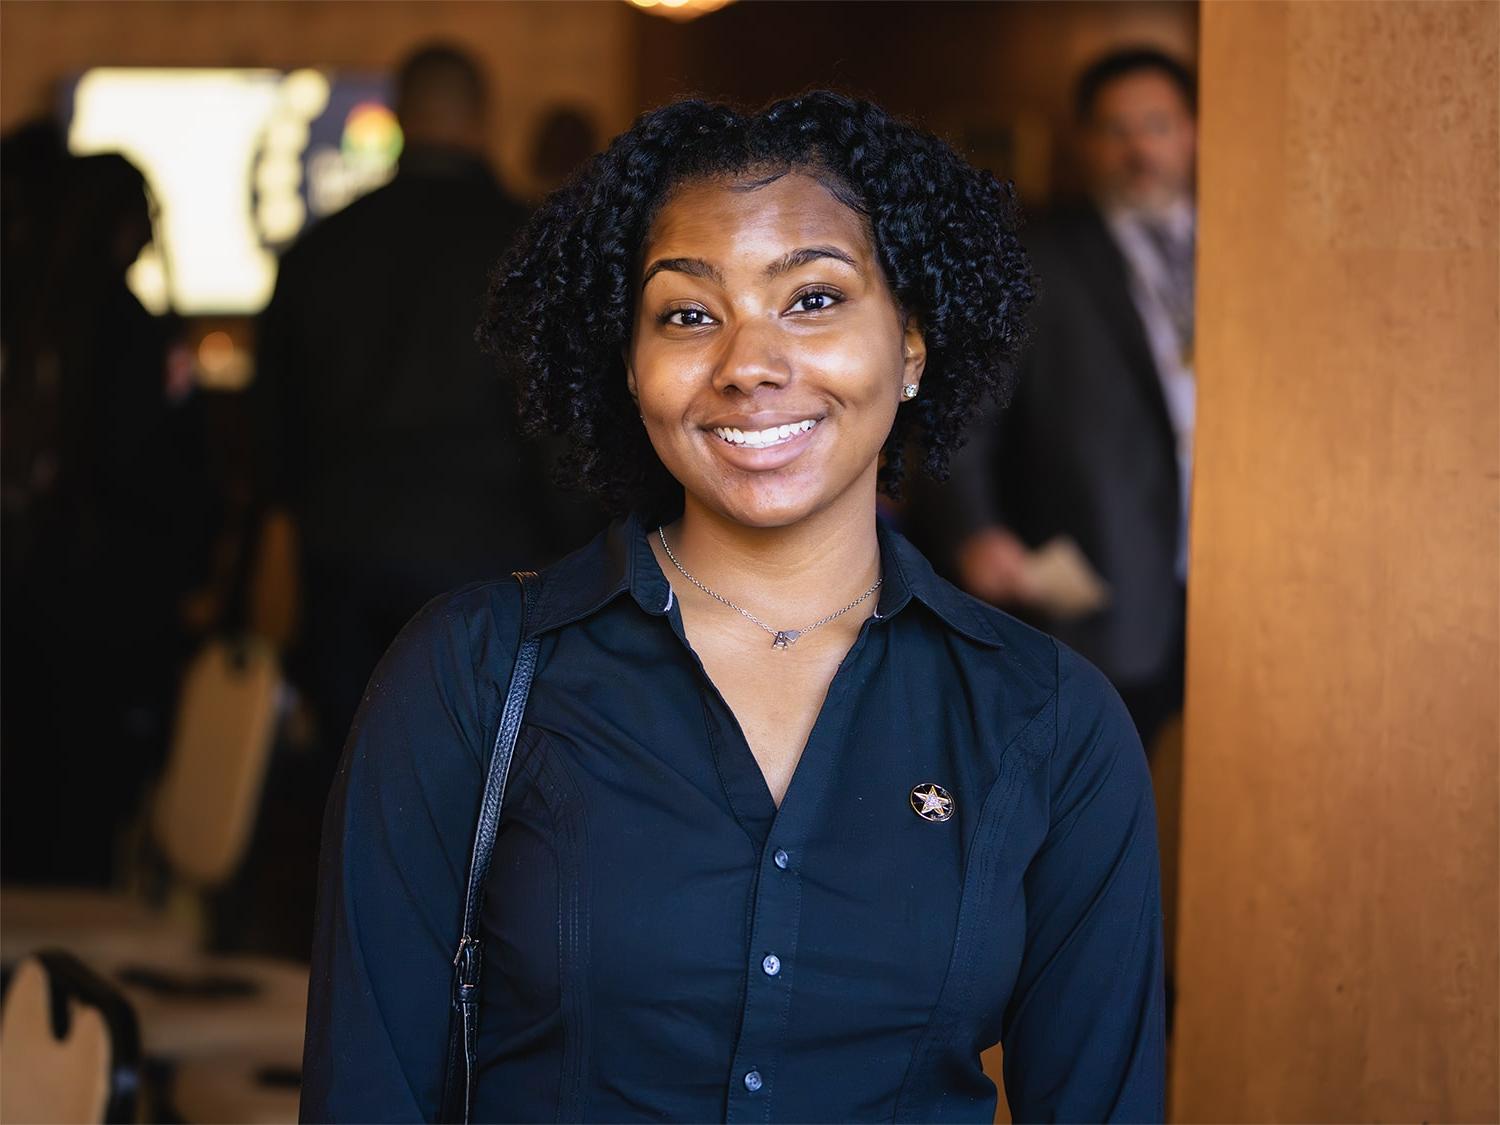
[902, 313, 928, 389]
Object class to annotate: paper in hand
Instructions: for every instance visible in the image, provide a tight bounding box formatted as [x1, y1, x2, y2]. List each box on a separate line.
[1021, 536, 1110, 620]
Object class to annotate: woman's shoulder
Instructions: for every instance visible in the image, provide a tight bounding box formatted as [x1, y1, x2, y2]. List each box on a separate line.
[351, 576, 530, 764]
[389, 576, 528, 676]
[967, 587, 1141, 760]
[932, 577, 1149, 824]
[887, 529, 1058, 692]
[377, 519, 620, 713]
[900, 549, 1140, 763]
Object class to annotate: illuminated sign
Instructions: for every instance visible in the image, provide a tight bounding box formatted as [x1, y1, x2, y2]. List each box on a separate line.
[66, 67, 402, 316]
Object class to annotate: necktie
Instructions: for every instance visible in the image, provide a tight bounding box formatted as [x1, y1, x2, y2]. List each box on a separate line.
[1141, 219, 1195, 361]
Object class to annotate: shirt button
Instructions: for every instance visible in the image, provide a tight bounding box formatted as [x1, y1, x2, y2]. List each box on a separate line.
[744, 1069, 763, 1093]
[762, 953, 781, 976]
[773, 848, 789, 869]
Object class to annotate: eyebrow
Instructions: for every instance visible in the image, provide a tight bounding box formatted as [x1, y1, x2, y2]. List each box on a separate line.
[765, 245, 862, 280]
[640, 244, 862, 291]
[641, 257, 723, 290]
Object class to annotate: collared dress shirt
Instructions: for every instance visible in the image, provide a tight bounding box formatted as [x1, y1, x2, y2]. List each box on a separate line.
[301, 512, 1166, 1123]
[1103, 198, 1197, 582]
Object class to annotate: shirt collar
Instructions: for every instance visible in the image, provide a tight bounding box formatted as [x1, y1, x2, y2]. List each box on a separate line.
[1100, 195, 1196, 243]
[524, 510, 1005, 649]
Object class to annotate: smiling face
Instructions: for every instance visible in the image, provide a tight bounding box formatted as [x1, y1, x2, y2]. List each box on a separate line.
[626, 170, 926, 530]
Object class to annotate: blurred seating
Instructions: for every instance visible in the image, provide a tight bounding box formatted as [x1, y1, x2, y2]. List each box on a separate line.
[2, 637, 282, 966]
[114, 951, 307, 1061]
[2, 638, 309, 1119]
[0, 950, 141, 1124]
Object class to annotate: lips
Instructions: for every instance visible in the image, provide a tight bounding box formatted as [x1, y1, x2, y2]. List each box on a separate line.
[701, 414, 824, 469]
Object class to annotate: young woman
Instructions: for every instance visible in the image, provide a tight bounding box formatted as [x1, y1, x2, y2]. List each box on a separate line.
[302, 91, 1165, 1124]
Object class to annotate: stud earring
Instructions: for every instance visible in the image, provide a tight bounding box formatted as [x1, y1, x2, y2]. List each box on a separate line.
[901, 383, 919, 400]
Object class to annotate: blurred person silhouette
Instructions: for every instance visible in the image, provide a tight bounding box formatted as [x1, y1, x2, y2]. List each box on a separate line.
[1, 121, 69, 359]
[527, 103, 600, 197]
[249, 44, 592, 836]
[1, 148, 212, 884]
[928, 47, 1196, 749]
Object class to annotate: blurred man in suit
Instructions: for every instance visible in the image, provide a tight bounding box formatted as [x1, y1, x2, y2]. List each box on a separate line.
[938, 48, 1197, 747]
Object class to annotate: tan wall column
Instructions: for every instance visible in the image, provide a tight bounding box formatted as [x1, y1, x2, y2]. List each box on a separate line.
[1174, 2, 1499, 1121]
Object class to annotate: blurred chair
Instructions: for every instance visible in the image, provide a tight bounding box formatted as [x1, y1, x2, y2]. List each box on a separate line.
[111, 950, 307, 1061]
[2, 638, 308, 1088]
[0, 950, 141, 1124]
[2, 637, 283, 966]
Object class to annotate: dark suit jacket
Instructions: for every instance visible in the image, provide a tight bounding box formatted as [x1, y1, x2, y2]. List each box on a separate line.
[252, 145, 590, 583]
[925, 205, 1184, 688]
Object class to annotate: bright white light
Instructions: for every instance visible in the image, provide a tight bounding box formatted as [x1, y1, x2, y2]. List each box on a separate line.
[257, 195, 306, 243]
[70, 68, 285, 314]
[68, 67, 400, 315]
[256, 154, 302, 196]
[265, 116, 310, 153]
[281, 69, 331, 120]
[624, 0, 733, 17]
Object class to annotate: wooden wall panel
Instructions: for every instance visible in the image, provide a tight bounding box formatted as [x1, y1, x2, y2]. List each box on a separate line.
[1174, 3, 1499, 1121]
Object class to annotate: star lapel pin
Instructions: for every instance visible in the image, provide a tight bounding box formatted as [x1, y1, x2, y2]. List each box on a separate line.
[909, 782, 955, 822]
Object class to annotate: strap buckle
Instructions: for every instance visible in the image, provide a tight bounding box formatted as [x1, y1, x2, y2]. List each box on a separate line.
[453, 935, 482, 990]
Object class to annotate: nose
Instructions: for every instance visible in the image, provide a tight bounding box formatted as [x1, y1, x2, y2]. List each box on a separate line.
[712, 318, 790, 397]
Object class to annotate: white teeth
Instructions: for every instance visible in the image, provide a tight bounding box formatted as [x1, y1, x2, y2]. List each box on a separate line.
[712, 419, 818, 448]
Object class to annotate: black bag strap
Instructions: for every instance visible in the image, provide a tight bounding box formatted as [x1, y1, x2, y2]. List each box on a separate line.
[439, 570, 541, 1124]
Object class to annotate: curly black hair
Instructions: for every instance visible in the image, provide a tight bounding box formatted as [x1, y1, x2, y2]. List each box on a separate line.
[478, 90, 1034, 519]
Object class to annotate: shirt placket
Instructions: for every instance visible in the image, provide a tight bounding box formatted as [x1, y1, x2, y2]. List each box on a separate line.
[723, 833, 803, 1122]
[655, 604, 811, 1121]
[719, 645, 879, 1122]
[644, 529, 902, 1121]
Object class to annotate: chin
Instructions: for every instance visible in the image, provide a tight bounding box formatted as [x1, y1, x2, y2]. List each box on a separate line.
[708, 490, 819, 530]
[696, 467, 860, 531]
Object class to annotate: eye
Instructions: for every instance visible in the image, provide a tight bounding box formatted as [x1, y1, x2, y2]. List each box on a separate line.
[789, 287, 843, 314]
[660, 306, 715, 328]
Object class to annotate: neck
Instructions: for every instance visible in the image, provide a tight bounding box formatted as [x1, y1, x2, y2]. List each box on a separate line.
[662, 487, 882, 629]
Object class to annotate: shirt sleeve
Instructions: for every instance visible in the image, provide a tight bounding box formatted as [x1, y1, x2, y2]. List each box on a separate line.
[299, 591, 499, 1123]
[999, 644, 1167, 1123]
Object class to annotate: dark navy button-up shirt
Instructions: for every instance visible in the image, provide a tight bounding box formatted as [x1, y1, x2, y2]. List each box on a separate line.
[301, 512, 1165, 1123]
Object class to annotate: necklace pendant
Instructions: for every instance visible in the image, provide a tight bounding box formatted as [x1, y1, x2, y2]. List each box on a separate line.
[772, 630, 801, 650]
